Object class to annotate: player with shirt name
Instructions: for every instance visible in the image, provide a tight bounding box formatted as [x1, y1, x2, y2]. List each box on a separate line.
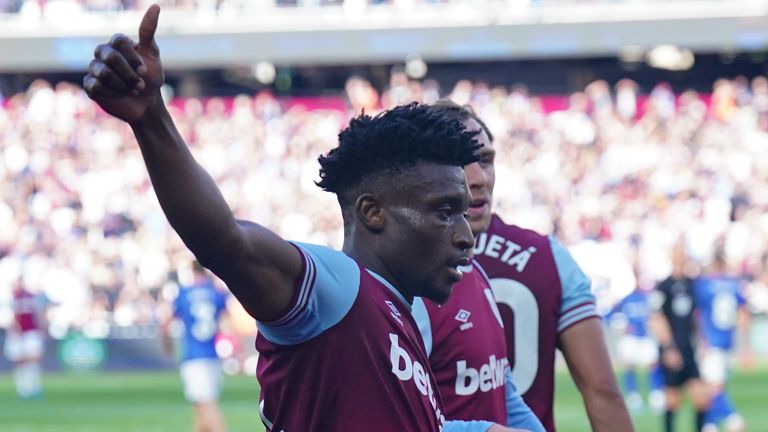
[471, 147, 632, 430]
[695, 251, 749, 432]
[83, 6, 518, 431]
[413, 101, 544, 432]
[161, 261, 229, 432]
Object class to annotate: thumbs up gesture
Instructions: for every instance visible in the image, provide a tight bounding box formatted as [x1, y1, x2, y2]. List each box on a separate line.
[83, 4, 165, 123]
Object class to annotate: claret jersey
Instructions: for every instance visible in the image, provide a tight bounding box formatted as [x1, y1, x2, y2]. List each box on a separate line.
[255, 242, 447, 432]
[413, 260, 544, 431]
[413, 260, 508, 424]
[12, 288, 42, 333]
[474, 215, 597, 431]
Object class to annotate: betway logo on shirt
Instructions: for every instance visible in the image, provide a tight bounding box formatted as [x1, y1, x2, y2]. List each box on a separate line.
[455, 355, 509, 396]
[389, 334, 445, 430]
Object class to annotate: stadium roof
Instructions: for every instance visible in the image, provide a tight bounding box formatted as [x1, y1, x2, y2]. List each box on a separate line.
[2, 0, 768, 72]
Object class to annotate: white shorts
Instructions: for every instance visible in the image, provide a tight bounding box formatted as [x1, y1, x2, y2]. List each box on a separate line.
[180, 358, 222, 403]
[617, 335, 658, 367]
[700, 348, 730, 386]
[4, 330, 44, 362]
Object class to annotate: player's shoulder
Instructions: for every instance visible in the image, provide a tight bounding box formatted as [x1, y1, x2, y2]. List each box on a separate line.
[291, 241, 353, 265]
[290, 241, 361, 286]
[255, 241, 362, 345]
[489, 214, 543, 238]
[486, 214, 551, 246]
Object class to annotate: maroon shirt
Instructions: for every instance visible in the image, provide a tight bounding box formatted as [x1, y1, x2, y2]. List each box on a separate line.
[12, 288, 40, 333]
[414, 260, 508, 424]
[474, 215, 597, 431]
[255, 243, 446, 432]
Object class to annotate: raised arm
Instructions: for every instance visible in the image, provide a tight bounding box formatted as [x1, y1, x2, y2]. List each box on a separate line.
[82, 5, 301, 321]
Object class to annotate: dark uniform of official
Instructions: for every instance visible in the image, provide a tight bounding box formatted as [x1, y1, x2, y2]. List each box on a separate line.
[651, 276, 700, 386]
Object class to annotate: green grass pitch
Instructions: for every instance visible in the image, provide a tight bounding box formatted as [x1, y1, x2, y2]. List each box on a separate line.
[1, 368, 766, 431]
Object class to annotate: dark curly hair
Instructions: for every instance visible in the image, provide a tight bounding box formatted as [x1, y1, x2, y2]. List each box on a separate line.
[317, 102, 481, 207]
[429, 99, 494, 143]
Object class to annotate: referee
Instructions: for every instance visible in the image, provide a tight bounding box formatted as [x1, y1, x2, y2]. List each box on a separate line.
[649, 240, 710, 432]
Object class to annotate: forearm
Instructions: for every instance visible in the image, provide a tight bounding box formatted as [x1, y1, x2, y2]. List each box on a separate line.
[130, 101, 242, 263]
[560, 319, 635, 432]
[571, 352, 634, 431]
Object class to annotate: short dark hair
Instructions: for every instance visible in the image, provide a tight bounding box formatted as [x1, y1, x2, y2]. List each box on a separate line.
[429, 99, 494, 143]
[316, 102, 481, 207]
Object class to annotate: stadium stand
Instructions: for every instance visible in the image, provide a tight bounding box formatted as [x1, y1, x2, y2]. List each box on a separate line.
[1, 75, 768, 357]
[1, 0, 767, 375]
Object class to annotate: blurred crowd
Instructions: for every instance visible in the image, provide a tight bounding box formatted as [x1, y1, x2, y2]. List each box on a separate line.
[0, 80, 345, 339]
[1, 72, 768, 347]
[0, 0, 723, 15]
[0, 0, 464, 14]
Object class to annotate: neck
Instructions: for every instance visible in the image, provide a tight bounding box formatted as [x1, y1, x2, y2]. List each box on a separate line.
[342, 237, 413, 304]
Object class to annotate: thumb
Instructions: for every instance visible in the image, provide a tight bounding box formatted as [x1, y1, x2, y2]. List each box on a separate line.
[138, 4, 160, 50]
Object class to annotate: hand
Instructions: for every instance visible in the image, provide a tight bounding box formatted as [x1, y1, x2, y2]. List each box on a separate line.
[661, 347, 683, 371]
[83, 4, 165, 123]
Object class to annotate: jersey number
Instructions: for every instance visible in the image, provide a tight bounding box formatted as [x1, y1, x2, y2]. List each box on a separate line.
[712, 292, 737, 331]
[489, 278, 539, 394]
[190, 300, 217, 341]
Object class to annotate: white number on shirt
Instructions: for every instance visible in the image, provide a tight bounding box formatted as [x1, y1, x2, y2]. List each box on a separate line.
[190, 300, 217, 341]
[489, 278, 539, 394]
[712, 292, 737, 331]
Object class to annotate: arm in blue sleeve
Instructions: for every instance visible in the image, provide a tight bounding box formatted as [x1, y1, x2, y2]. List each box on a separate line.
[505, 369, 545, 432]
[444, 420, 495, 432]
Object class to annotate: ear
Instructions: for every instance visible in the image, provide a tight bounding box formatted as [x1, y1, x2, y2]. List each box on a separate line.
[355, 193, 385, 232]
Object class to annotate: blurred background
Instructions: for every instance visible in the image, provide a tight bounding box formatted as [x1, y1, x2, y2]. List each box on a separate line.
[1, 1, 768, 431]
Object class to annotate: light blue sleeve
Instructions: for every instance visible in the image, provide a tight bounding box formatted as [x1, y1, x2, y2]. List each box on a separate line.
[255, 242, 360, 345]
[444, 420, 495, 432]
[411, 297, 433, 357]
[505, 369, 545, 431]
[550, 235, 598, 333]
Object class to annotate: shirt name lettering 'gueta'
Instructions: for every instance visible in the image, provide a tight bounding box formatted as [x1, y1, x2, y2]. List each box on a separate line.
[474, 233, 537, 272]
[455, 355, 509, 396]
[389, 333, 445, 430]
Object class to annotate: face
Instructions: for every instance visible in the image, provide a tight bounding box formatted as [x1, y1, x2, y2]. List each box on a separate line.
[462, 119, 496, 236]
[379, 163, 474, 304]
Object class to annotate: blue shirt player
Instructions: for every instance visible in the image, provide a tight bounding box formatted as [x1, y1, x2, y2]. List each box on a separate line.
[162, 261, 229, 432]
[695, 253, 748, 432]
[606, 286, 664, 413]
